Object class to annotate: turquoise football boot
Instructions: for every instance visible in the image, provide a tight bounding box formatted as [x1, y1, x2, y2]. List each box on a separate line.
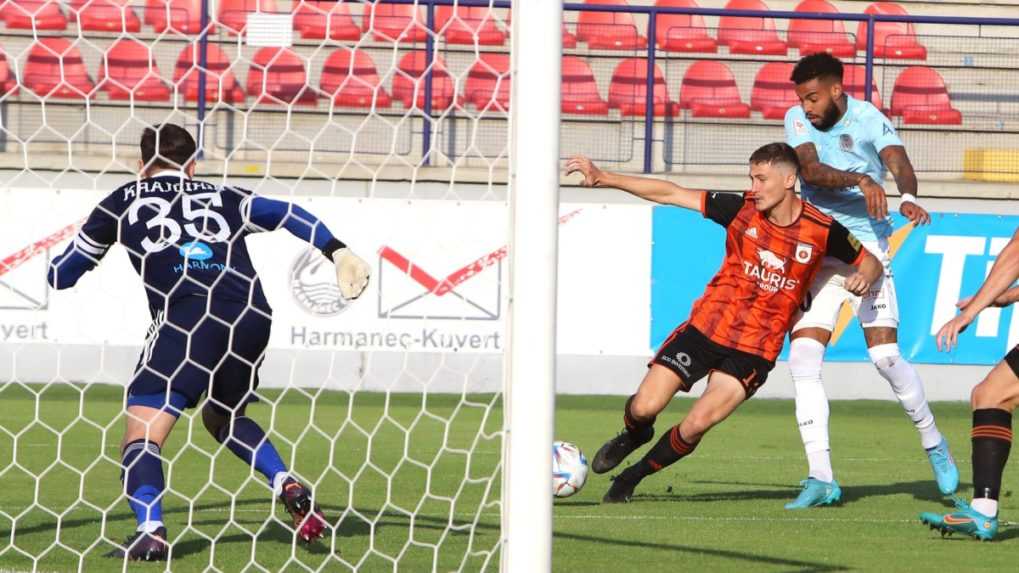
[926, 438, 960, 495]
[919, 499, 998, 541]
[784, 478, 842, 510]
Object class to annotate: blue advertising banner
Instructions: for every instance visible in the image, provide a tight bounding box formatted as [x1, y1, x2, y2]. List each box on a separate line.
[651, 207, 1019, 365]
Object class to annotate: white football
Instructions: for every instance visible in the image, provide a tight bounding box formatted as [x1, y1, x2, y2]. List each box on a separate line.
[552, 441, 589, 498]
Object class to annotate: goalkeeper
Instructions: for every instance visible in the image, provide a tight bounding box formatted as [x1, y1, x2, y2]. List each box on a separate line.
[47, 124, 370, 561]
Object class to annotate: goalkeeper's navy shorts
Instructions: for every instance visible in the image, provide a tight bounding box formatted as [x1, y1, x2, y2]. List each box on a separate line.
[126, 295, 272, 416]
[650, 322, 774, 398]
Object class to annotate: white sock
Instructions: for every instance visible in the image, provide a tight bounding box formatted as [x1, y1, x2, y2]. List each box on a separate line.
[868, 343, 943, 450]
[137, 520, 164, 533]
[272, 471, 289, 495]
[790, 338, 834, 481]
[971, 497, 998, 517]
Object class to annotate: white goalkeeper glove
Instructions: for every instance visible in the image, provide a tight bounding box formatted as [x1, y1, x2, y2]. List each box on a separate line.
[332, 248, 370, 300]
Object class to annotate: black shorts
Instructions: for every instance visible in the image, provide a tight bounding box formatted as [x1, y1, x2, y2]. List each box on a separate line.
[128, 296, 272, 414]
[651, 323, 774, 397]
[1005, 345, 1019, 380]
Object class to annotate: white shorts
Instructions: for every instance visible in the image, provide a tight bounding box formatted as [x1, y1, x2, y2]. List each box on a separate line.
[791, 238, 899, 333]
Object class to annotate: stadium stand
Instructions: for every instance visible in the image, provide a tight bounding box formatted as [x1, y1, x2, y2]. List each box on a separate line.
[320, 48, 390, 108]
[891, 66, 962, 125]
[361, 1, 428, 43]
[654, 0, 718, 53]
[608, 57, 673, 116]
[391, 51, 456, 110]
[464, 53, 510, 110]
[844, 64, 885, 111]
[3, 0, 67, 29]
[292, 0, 361, 40]
[247, 46, 316, 105]
[718, 0, 788, 55]
[679, 60, 752, 118]
[578, 0, 649, 50]
[436, 5, 507, 46]
[23, 38, 94, 99]
[856, 2, 928, 59]
[99, 38, 171, 101]
[788, 0, 855, 57]
[173, 43, 245, 103]
[70, 0, 141, 33]
[218, 0, 277, 35]
[561, 56, 610, 115]
[144, 0, 205, 34]
[751, 62, 798, 120]
[0, 52, 18, 96]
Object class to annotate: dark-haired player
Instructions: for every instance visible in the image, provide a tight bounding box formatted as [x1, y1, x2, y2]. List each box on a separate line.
[48, 124, 371, 561]
[782, 53, 957, 509]
[568, 143, 882, 503]
[919, 227, 1019, 541]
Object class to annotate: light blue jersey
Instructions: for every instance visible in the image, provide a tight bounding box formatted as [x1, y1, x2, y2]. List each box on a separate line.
[784, 95, 902, 241]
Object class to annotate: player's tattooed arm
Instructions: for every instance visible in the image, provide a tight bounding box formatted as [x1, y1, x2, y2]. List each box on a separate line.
[880, 145, 930, 226]
[566, 155, 704, 211]
[938, 228, 1019, 351]
[794, 143, 888, 219]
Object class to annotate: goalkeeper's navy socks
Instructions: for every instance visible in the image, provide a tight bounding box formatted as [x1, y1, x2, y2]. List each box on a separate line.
[121, 439, 165, 531]
[216, 416, 289, 487]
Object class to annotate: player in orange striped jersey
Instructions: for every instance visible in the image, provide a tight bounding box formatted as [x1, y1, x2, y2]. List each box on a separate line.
[566, 143, 882, 503]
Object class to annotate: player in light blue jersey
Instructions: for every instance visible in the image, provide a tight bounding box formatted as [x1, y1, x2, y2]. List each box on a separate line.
[781, 53, 958, 509]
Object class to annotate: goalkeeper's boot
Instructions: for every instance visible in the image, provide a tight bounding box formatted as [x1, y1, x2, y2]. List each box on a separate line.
[920, 499, 998, 541]
[279, 477, 328, 544]
[784, 478, 842, 510]
[591, 426, 653, 474]
[926, 438, 960, 495]
[105, 526, 169, 561]
[602, 465, 644, 504]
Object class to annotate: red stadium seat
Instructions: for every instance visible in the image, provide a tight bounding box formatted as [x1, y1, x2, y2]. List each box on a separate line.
[891, 66, 961, 125]
[788, 0, 855, 57]
[562, 24, 578, 49]
[24, 38, 94, 99]
[856, 2, 926, 60]
[465, 53, 509, 110]
[247, 47, 316, 105]
[218, 0, 277, 35]
[608, 58, 673, 117]
[292, 0, 360, 40]
[0, 52, 19, 96]
[436, 6, 506, 45]
[391, 51, 456, 110]
[679, 61, 751, 118]
[654, 0, 717, 53]
[3, 0, 66, 29]
[718, 0, 787, 55]
[99, 39, 171, 101]
[561, 56, 608, 116]
[362, 1, 428, 43]
[145, 0, 207, 34]
[173, 43, 244, 102]
[577, 0, 648, 50]
[320, 48, 391, 108]
[843, 65, 884, 111]
[751, 62, 797, 120]
[69, 0, 141, 32]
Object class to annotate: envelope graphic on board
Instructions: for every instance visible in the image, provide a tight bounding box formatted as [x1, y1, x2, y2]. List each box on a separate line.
[0, 222, 77, 311]
[376, 244, 503, 321]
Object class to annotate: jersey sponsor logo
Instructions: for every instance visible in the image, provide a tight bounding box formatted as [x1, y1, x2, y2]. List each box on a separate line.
[179, 241, 213, 261]
[794, 243, 813, 264]
[290, 248, 350, 317]
[883, 123, 895, 136]
[743, 249, 798, 293]
[839, 133, 854, 152]
[746, 227, 758, 239]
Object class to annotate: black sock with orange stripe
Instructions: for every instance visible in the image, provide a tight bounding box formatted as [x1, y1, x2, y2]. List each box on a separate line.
[623, 394, 655, 439]
[628, 425, 698, 480]
[972, 408, 1012, 502]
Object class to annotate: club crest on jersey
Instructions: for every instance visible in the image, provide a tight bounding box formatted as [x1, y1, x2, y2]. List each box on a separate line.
[794, 243, 813, 264]
[839, 134, 854, 152]
[794, 118, 807, 135]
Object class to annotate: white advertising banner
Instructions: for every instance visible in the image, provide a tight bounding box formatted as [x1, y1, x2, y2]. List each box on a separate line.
[0, 189, 652, 357]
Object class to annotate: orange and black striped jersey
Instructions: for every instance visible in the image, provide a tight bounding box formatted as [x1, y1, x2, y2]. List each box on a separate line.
[688, 192, 865, 361]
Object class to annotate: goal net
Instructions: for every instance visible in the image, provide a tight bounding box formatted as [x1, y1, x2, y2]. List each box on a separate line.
[0, 0, 549, 570]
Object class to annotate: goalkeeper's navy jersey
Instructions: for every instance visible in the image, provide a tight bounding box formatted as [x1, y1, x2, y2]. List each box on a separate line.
[48, 171, 345, 315]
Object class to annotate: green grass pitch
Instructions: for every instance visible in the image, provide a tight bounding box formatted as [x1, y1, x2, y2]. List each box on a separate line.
[1, 384, 1016, 571]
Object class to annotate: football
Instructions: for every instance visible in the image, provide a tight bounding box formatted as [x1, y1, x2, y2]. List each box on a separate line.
[552, 441, 589, 498]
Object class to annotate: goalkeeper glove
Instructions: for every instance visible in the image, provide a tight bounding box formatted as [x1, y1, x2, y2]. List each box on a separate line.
[332, 248, 370, 300]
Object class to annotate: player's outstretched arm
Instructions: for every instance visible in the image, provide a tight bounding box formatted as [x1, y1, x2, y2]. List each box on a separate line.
[47, 205, 117, 290]
[566, 156, 704, 211]
[880, 145, 929, 226]
[245, 196, 370, 300]
[793, 143, 888, 220]
[938, 228, 1019, 351]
